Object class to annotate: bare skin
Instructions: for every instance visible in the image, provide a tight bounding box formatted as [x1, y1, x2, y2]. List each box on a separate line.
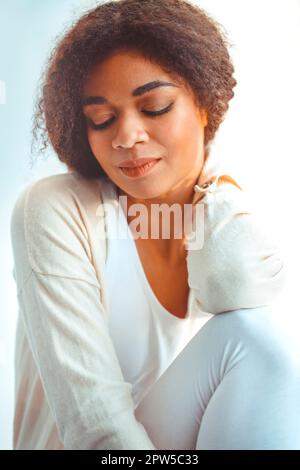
[82, 49, 208, 318]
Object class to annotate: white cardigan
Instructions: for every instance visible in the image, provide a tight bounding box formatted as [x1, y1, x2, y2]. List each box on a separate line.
[10, 169, 286, 450]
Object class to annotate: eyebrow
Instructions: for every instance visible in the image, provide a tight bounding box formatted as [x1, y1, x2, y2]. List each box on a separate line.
[82, 80, 179, 107]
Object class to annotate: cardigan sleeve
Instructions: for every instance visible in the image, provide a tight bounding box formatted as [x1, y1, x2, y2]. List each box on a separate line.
[10, 176, 156, 450]
[186, 179, 287, 314]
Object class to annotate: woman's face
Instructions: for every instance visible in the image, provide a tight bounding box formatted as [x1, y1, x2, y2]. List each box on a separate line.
[82, 50, 208, 200]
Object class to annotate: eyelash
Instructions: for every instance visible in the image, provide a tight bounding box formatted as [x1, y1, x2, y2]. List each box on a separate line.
[88, 102, 174, 131]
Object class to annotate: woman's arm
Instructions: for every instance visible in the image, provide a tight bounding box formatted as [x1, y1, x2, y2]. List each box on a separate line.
[185, 176, 286, 314]
[10, 175, 156, 450]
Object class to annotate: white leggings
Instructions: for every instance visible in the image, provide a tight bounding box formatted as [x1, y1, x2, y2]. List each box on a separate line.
[134, 305, 300, 450]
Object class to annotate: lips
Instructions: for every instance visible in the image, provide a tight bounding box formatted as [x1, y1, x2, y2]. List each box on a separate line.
[118, 157, 161, 168]
[120, 159, 161, 178]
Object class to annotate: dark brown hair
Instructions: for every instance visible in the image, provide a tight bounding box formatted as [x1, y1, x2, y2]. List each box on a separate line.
[31, 0, 237, 178]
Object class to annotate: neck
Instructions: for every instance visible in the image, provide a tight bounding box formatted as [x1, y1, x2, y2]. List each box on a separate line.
[117, 172, 201, 263]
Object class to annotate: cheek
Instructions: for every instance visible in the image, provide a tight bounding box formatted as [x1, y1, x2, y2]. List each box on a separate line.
[165, 111, 203, 163]
[156, 114, 189, 159]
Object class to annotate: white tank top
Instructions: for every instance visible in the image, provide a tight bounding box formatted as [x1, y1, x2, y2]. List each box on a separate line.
[100, 176, 212, 408]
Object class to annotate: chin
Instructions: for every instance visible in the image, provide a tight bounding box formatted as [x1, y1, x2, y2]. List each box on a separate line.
[126, 187, 164, 201]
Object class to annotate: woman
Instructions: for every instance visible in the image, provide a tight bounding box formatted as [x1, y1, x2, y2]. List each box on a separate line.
[10, 0, 299, 450]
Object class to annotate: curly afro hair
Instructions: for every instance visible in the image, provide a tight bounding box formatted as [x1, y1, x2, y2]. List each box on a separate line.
[32, 0, 237, 179]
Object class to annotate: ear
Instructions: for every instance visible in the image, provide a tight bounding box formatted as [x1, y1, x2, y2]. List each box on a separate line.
[198, 108, 208, 128]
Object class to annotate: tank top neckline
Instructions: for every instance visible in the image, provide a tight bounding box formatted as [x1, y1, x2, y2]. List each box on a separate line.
[101, 176, 193, 323]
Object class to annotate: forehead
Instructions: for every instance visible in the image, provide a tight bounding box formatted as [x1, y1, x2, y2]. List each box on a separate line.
[83, 50, 184, 95]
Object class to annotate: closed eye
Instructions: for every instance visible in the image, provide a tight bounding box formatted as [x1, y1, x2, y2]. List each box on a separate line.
[87, 102, 174, 131]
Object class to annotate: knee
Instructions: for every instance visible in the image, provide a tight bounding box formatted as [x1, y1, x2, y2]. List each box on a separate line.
[210, 305, 300, 379]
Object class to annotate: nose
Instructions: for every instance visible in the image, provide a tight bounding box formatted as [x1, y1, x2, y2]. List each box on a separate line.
[111, 112, 150, 149]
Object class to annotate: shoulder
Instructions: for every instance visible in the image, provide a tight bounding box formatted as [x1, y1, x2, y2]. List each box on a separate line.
[11, 172, 103, 214]
[11, 172, 103, 244]
[198, 175, 282, 264]
[187, 174, 286, 313]
[10, 172, 106, 282]
[193, 174, 254, 238]
[202, 174, 250, 210]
